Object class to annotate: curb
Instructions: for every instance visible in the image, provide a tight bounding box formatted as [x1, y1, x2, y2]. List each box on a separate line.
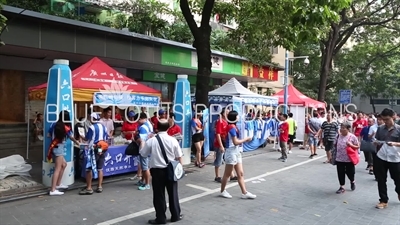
[0, 148, 274, 203]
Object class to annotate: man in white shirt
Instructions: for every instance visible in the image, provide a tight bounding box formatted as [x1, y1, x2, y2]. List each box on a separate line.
[140, 119, 183, 224]
[100, 108, 114, 137]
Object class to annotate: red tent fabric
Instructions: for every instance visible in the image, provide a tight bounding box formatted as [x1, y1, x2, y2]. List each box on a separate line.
[272, 84, 325, 108]
[29, 57, 160, 94]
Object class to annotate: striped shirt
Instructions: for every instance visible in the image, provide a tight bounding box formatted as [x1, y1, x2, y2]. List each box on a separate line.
[321, 121, 338, 141]
[86, 122, 109, 146]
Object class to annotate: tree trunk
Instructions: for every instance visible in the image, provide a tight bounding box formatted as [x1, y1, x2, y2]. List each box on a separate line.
[318, 26, 340, 102]
[194, 26, 212, 110]
[369, 95, 376, 113]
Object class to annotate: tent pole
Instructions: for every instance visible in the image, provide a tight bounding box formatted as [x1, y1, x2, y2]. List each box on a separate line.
[26, 101, 31, 160]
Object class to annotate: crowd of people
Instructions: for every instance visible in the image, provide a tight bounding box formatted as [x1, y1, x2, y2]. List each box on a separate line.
[44, 105, 400, 224]
[275, 108, 400, 210]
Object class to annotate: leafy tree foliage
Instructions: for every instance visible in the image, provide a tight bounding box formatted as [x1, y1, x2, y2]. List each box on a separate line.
[314, 0, 400, 101]
[0, 0, 7, 46]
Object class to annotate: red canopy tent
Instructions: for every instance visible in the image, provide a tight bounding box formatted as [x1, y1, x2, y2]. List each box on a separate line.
[28, 57, 160, 101]
[272, 84, 325, 108]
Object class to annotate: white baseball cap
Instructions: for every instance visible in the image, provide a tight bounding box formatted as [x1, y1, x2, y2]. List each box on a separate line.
[90, 113, 100, 121]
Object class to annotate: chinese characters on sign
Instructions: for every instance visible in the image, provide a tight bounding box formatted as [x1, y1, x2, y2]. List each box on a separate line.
[191, 52, 223, 71]
[154, 72, 166, 80]
[93, 92, 160, 107]
[82, 147, 139, 178]
[241, 62, 253, 77]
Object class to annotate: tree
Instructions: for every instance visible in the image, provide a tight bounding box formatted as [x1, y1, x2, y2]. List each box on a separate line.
[315, 0, 400, 101]
[179, 0, 351, 106]
[0, 0, 7, 46]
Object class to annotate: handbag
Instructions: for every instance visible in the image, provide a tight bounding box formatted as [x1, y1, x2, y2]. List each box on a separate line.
[155, 135, 185, 181]
[125, 141, 139, 156]
[360, 140, 376, 153]
[346, 146, 360, 165]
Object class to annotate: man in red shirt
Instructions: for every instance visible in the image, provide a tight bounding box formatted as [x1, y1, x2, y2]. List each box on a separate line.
[353, 112, 367, 141]
[279, 114, 289, 162]
[153, 109, 167, 133]
[167, 113, 181, 137]
[213, 108, 236, 182]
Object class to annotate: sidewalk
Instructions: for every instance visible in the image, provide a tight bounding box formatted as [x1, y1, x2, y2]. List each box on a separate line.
[0, 146, 275, 203]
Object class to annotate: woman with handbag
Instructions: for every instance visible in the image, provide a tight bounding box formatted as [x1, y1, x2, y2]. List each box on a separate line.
[333, 122, 360, 194]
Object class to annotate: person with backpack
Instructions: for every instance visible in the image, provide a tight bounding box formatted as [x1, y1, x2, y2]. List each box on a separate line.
[79, 113, 109, 195]
[213, 108, 237, 183]
[220, 110, 255, 199]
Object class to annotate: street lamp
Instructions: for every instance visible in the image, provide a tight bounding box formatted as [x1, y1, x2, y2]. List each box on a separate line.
[284, 50, 309, 114]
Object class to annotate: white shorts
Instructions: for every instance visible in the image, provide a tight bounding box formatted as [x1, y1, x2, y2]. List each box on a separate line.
[224, 148, 242, 165]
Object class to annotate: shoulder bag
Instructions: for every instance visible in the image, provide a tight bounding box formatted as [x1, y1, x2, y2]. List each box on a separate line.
[125, 141, 140, 156]
[331, 135, 339, 165]
[155, 135, 185, 181]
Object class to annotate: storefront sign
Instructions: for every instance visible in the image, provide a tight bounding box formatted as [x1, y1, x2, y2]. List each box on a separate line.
[252, 66, 278, 81]
[191, 52, 223, 71]
[143, 70, 176, 83]
[93, 92, 160, 106]
[103, 150, 138, 176]
[188, 76, 214, 85]
[242, 61, 253, 77]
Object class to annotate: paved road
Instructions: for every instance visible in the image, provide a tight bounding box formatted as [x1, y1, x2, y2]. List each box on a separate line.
[1, 148, 399, 225]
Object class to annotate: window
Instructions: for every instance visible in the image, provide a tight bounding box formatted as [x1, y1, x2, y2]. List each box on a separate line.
[141, 82, 172, 102]
[369, 99, 389, 105]
[270, 46, 278, 54]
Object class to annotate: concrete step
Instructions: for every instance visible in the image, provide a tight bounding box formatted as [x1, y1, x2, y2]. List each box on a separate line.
[0, 136, 27, 144]
[0, 127, 27, 135]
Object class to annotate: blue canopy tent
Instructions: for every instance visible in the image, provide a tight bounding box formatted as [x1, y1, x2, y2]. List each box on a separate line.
[192, 78, 279, 152]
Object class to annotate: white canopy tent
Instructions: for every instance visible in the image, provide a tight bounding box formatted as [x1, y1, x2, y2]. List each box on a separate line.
[207, 78, 278, 106]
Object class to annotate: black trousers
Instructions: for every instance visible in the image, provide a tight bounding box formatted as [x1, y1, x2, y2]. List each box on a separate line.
[73, 147, 82, 179]
[150, 168, 181, 223]
[363, 151, 373, 166]
[336, 162, 355, 186]
[374, 156, 400, 203]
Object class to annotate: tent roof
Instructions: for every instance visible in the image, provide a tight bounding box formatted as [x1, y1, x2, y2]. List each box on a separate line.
[209, 78, 261, 96]
[272, 84, 325, 108]
[28, 57, 160, 95]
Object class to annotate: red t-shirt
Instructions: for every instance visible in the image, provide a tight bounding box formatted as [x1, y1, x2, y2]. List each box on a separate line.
[150, 116, 158, 126]
[214, 119, 228, 148]
[305, 119, 310, 134]
[115, 113, 122, 121]
[279, 121, 289, 142]
[167, 124, 181, 136]
[353, 119, 367, 137]
[122, 122, 138, 140]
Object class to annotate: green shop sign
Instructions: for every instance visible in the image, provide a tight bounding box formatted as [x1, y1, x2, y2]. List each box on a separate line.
[143, 70, 176, 83]
[161, 46, 243, 76]
[188, 76, 214, 86]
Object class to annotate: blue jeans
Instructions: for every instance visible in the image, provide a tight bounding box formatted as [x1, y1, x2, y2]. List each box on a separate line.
[308, 135, 319, 146]
[213, 148, 224, 167]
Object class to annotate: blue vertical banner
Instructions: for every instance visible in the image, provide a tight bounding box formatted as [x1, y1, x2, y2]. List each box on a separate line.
[42, 59, 75, 187]
[202, 108, 210, 158]
[232, 97, 244, 152]
[173, 75, 192, 165]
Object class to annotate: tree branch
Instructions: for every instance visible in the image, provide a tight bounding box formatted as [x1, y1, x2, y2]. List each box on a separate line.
[200, 0, 215, 28]
[179, 0, 199, 38]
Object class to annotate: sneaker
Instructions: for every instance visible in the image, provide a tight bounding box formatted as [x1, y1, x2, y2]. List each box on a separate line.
[336, 187, 345, 194]
[79, 188, 94, 195]
[136, 180, 144, 186]
[56, 184, 68, 189]
[309, 155, 314, 159]
[282, 158, 287, 162]
[351, 182, 356, 191]
[241, 192, 256, 199]
[375, 202, 388, 209]
[220, 190, 232, 199]
[138, 184, 150, 190]
[288, 150, 292, 154]
[49, 190, 64, 196]
[214, 177, 222, 183]
[278, 157, 284, 160]
[230, 176, 238, 182]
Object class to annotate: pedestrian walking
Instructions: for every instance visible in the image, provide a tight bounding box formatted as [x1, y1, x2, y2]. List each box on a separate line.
[333, 122, 359, 194]
[373, 108, 400, 209]
[140, 119, 183, 224]
[278, 114, 289, 162]
[219, 110, 255, 199]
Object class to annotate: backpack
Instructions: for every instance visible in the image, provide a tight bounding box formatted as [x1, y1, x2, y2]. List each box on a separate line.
[223, 124, 239, 148]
